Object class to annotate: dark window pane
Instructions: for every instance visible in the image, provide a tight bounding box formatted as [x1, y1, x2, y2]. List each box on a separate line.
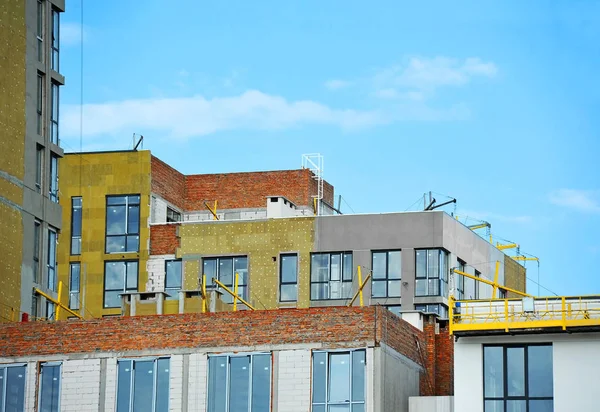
[133, 361, 153, 412]
[281, 255, 298, 283]
[104, 291, 122, 308]
[388, 251, 401, 279]
[71, 238, 81, 255]
[484, 400, 504, 412]
[528, 345, 553, 397]
[484, 347, 504, 398]
[207, 357, 227, 412]
[5, 366, 26, 412]
[234, 257, 248, 285]
[40, 364, 61, 412]
[166, 261, 182, 288]
[106, 236, 126, 253]
[311, 254, 329, 282]
[352, 405, 365, 412]
[313, 406, 325, 412]
[507, 400, 526, 412]
[129, 195, 140, 205]
[329, 353, 350, 402]
[108, 196, 127, 205]
[155, 358, 170, 412]
[329, 405, 350, 412]
[371, 281, 386, 298]
[311, 283, 329, 300]
[105, 262, 124, 289]
[251, 355, 271, 412]
[280, 284, 298, 302]
[107, 206, 126, 235]
[127, 205, 139, 234]
[72, 208, 82, 236]
[529, 400, 553, 412]
[70, 264, 80, 290]
[204, 259, 217, 280]
[372, 252, 387, 279]
[126, 262, 138, 289]
[312, 352, 327, 403]
[219, 258, 233, 286]
[330, 254, 341, 281]
[229, 357, 250, 412]
[352, 351, 365, 402]
[427, 279, 440, 295]
[388, 280, 401, 297]
[415, 279, 427, 296]
[126, 235, 139, 252]
[387, 306, 402, 316]
[116, 361, 132, 412]
[340, 282, 352, 299]
[427, 250, 439, 278]
[507, 347, 525, 397]
[343, 253, 353, 281]
[330, 281, 345, 299]
[416, 250, 427, 278]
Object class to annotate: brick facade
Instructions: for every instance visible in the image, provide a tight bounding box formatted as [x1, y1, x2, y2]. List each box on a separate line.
[151, 156, 186, 209]
[150, 224, 180, 255]
[419, 318, 454, 397]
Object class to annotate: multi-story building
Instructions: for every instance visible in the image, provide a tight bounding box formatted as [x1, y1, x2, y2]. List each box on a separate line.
[54, 149, 526, 320]
[0, 0, 65, 321]
[0, 305, 453, 412]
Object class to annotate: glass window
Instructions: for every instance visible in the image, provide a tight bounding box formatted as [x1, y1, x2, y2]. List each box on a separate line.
[36, 144, 44, 192]
[207, 353, 271, 412]
[456, 259, 466, 299]
[104, 261, 138, 308]
[106, 195, 140, 253]
[37, 0, 44, 62]
[166, 207, 181, 223]
[116, 358, 169, 412]
[50, 82, 59, 145]
[39, 363, 61, 412]
[203, 257, 248, 304]
[33, 220, 41, 283]
[483, 345, 553, 412]
[0, 365, 27, 411]
[37, 74, 44, 136]
[71, 197, 82, 255]
[474, 270, 481, 299]
[165, 260, 182, 300]
[69, 263, 80, 310]
[279, 254, 298, 302]
[371, 250, 401, 298]
[47, 228, 57, 291]
[414, 304, 449, 319]
[51, 9, 59, 71]
[312, 350, 365, 411]
[310, 252, 353, 300]
[49, 155, 58, 202]
[415, 249, 449, 297]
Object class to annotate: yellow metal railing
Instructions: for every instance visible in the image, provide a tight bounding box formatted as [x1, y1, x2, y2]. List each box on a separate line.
[449, 295, 600, 335]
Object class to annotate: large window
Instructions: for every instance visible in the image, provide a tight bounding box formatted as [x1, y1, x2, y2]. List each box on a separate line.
[203, 257, 248, 303]
[0, 364, 27, 411]
[207, 353, 271, 412]
[106, 195, 140, 253]
[49, 155, 58, 202]
[37, 74, 44, 136]
[104, 261, 138, 308]
[47, 227, 57, 291]
[456, 259, 466, 300]
[310, 252, 353, 300]
[117, 358, 169, 412]
[39, 362, 61, 412]
[51, 9, 59, 71]
[371, 250, 401, 298]
[33, 220, 41, 283]
[415, 304, 448, 319]
[312, 350, 365, 412]
[484, 345, 553, 412]
[37, 0, 44, 62]
[279, 254, 298, 302]
[71, 197, 82, 255]
[50, 82, 59, 144]
[415, 249, 448, 297]
[69, 263, 80, 310]
[165, 260, 182, 300]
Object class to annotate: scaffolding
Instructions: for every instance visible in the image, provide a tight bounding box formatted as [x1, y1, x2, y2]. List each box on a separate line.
[302, 153, 324, 216]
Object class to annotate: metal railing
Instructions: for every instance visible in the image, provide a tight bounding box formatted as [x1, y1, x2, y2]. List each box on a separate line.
[449, 295, 600, 334]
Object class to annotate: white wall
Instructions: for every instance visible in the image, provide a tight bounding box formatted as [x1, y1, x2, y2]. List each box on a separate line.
[409, 396, 453, 412]
[60, 359, 101, 412]
[277, 350, 311, 412]
[454, 333, 600, 412]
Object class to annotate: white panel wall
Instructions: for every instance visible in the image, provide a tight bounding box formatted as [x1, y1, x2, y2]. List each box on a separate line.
[188, 353, 207, 412]
[152, 196, 168, 224]
[61, 359, 102, 412]
[25, 361, 36, 412]
[169, 355, 184, 412]
[147, 255, 171, 292]
[409, 396, 454, 412]
[104, 358, 118, 412]
[454, 340, 484, 412]
[277, 350, 312, 412]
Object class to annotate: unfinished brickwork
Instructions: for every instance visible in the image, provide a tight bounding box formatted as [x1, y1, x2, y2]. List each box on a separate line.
[150, 224, 180, 255]
[151, 156, 186, 209]
[419, 318, 454, 397]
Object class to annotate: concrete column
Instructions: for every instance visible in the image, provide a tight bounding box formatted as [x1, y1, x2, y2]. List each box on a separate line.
[179, 291, 185, 314]
[157, 292, 164, 315]
[130, 296, 137, 316]
[402, 248, 416, 309]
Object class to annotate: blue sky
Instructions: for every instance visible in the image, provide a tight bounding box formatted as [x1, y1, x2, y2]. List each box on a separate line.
[59, 0, 600, 296]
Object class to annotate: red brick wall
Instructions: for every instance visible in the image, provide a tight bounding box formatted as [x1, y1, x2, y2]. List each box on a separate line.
[374, 306, 424, 365]
[419, 318, 454, 396]
[151, 156, 186, 209]
[150, 225, 179, 255]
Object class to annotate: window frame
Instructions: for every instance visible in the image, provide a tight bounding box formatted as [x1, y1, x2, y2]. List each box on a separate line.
[0, 363, 27, 411]
[166, 207, 181, 223]
[116, 357, 170, 412]
[206, 352, 272, 412]
[105, 195, 141, 254]
[37, 0, 44, 62]
[279, 253, 298, 303]
[474, 270, 481, 299]
[37, 73, 44, 136]
[39, 362, 62, 412]
[415, 303, 449, 319]
[51, 8, 59, 71]
[69, 262, 80, 310]
[49, 154, 58, 202]
[456, 259, 466, 300]
[415, 249, 449, 297]
[164, 259, 182, 300]
[103, 260, 139, 309]
[483, 344, 554, 412]
[71, 197, 82, 255]
[203, 256, 248, 303]
[371, 250, 402, 298]
[311, 349, 366, 411]
[47, 227, 57, 291]
[50, 82, 59, 145]
[33, 220, 42, 284]
[310, 252, 353, 301]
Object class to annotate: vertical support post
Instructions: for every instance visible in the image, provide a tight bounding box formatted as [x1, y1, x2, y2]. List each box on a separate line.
[561, 296, 566, 330]
[131, 295, 137, 316]
[357, 266, 364, 307]
[178, 291, 185, 314]
[157, 292, 164, 315]
[448, 295, 454, 335]
[213, 200, 218, 220]
[202, 275, 207, 313]
[492, 261, 500, 298]
[56, 281, 64, 320]
[504, 299, 509, 332]
[233, 273, 239, 312]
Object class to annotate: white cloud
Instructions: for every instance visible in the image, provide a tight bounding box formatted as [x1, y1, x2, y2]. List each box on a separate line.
[325, 79, 351, 90]
[61, 90, 386, 141]
[549, 189, 600, 213]
[60, 22, 87, 47]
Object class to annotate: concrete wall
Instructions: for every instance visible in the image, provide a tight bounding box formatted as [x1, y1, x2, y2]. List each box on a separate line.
[57, 151, 152, 318]
[454, 332, 600, 412]
[374, 344, 421, 412]
[409, 396, 453, 412]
